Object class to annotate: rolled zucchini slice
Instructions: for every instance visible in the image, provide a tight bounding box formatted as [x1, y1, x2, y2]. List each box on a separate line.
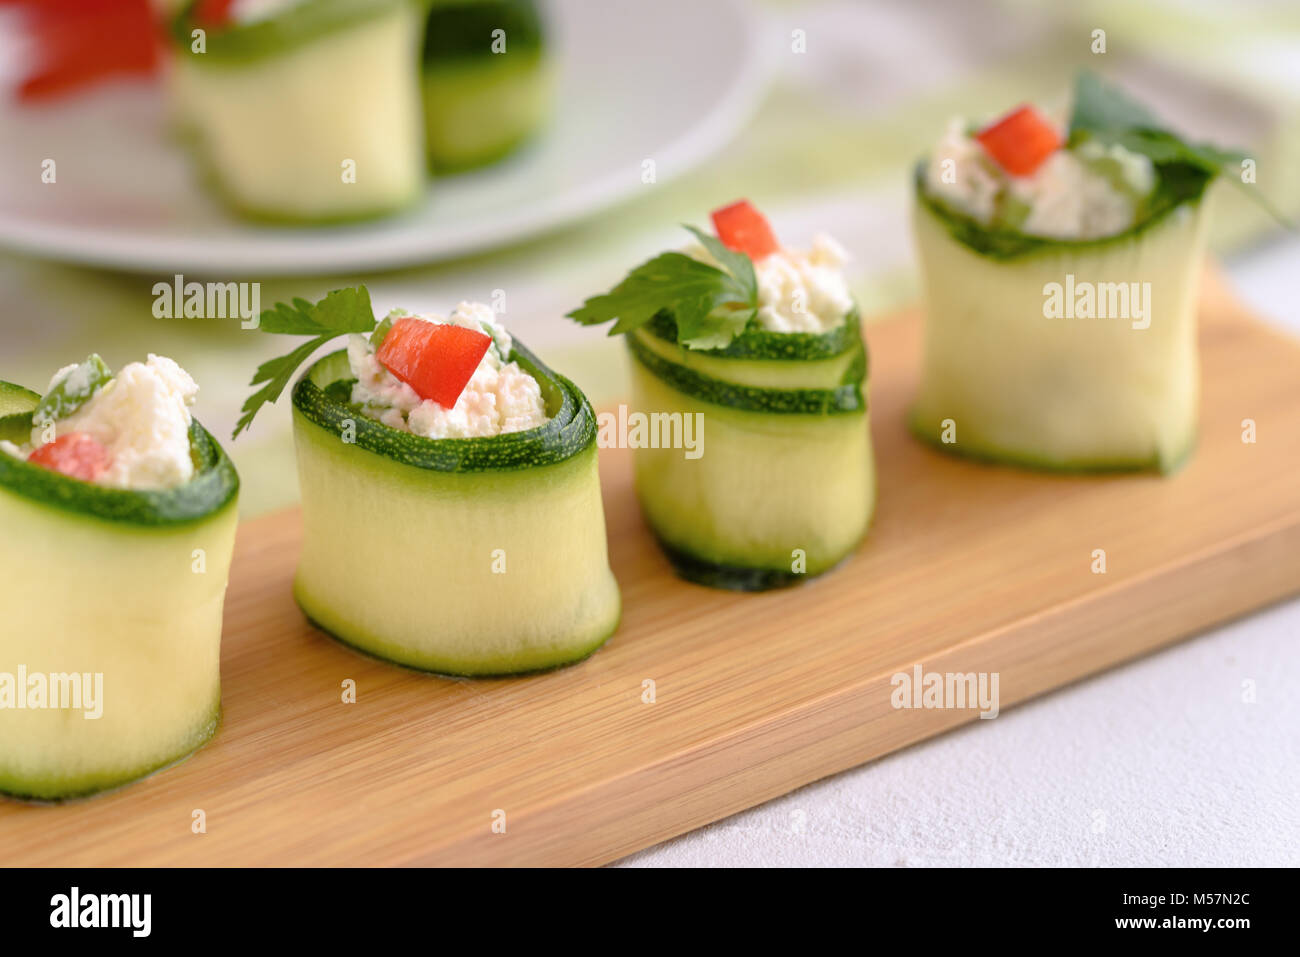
[170, 0, 426, 223]
[0, 386, 239, 802]
[626, 311, 875, 591]
[290, 342, 620, 676]
[911, 163, 1215, 473]
[421, 0, 551, 171]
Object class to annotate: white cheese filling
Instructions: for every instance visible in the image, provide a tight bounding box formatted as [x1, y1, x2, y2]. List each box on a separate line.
[2, 355, 200, 490]
[230, 0, 309, 25]
[923, 116, 1156, 240]
[686, 234, 854, 334]
[348, 301, 549, 440]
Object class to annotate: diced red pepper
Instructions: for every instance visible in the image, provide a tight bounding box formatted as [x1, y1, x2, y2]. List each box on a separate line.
[27, 432, 111, 482]
[974, 105, 1063, 177]
[6, 0, 163, 103]
[193, 0, 236, 28]
[375, 317, 492, 409]
[711, 200, 780, 260]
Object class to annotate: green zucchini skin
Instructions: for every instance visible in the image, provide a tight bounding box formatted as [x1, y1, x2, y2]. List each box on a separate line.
[910, 175, 1213, 473]
[0, 420, 239, 527]
[0, 381, 40, 416]
[291, 342, 593, 472]
[289, 342, 620, 676]
[642, 308, 866, 362]
[0, 382, 41, 443]
[912, 160, 1214, 262]
[626, 332, 866, 416]
[0, 707, 220, 804]
[422, 0, 544, 62]
[653, 536, 828, 593]
[421, 0, 551, 171]
[907, 417, 1198, 476]
[0, 381, 238, 801]
[626, 311, 875, 591]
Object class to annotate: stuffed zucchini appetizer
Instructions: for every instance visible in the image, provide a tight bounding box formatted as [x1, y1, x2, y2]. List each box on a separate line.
[235, 287, 620, 675]
[170, 0, 426, 222]
[421, 0, 552, 171]
[911, 70, 1269, 472]
[0, 355, 238, 801]
[569, 201, 875, 590]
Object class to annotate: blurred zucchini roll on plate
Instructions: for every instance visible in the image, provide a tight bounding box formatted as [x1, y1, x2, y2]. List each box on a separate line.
[167, 0, 553, 221]
[169, 0, 427, 222]
[569, 201, 875, 591]
[422, 0, 552, 171]
[0, 355, 238, 801]
[910, 70, 1277, 473]
[234, 287, 620, 676]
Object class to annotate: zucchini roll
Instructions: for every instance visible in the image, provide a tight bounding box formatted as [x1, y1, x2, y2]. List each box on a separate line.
[236, 290, 620, 675]
[0, 358, 238, 801]
[170, 0, 426, 222]
[909, 71, 1238, 472]
[570, 201, 875, 590]
[421, 0, 552, 170]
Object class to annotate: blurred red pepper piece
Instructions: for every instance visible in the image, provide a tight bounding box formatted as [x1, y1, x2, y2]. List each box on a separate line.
[28, 432, 111, 482]
[193, 0, 236, 28]
[711, 200, 781, 260]
[974, 105, 1063, 177]
[2, 0, 163, 102]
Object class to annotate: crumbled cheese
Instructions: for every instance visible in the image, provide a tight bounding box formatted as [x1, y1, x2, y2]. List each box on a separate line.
[1009, 150, 1142, 239]
[57, 355, 199, 490]
[686, 234, 854, 333]
[923, 115, 1156, 240]
[925, 117, 1004, 225]
[1076, 139, 1158, 197]
[47, 361, 93, 398]
[349, 302, 549, 440]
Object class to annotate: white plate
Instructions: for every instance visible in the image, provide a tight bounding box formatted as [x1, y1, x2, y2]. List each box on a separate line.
[0, 0, 767, 276]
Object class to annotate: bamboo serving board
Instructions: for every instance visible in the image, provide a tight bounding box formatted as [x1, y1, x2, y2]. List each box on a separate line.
[3, 271, 1299, 866]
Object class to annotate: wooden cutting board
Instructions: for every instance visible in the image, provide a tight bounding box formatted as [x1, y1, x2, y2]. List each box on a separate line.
[3, 270, 1298, 866]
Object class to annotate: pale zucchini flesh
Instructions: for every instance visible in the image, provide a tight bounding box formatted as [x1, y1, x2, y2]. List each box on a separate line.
[628, 347, 875, 590]
[0, 386, 238, 801]
[290, 351, 620, 676]
[910, 192, 1212, 472]
[0, 499, 235, 801]
[631, 327, 865, 392]
[422, 53, 551, 171]
[420, 0, 550, 170]
[0, 381, 40, 417]
[173, 2, 426, 222]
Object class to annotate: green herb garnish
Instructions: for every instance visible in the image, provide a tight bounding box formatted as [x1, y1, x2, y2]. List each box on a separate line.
[1068, 69, 1291, 227]
[567, 225, 759, 350]
[233, 286, 375, 439]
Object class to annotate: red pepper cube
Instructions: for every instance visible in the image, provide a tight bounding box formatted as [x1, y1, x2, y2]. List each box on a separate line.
[375, 317, 493, 409]
[710, 200, 780, 260]
[28, 431, 111, 482]
[974, 105, 1063, 177]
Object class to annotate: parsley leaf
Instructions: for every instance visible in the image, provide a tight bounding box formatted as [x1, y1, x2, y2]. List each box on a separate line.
[683, 225, 757, 295]
[1068, 69, 1292, 227]
[566, 226, 759, 350]
[233, 286, 375, 439]
[256, 286, 377, 336]
[1068, 69, 1160, 137]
